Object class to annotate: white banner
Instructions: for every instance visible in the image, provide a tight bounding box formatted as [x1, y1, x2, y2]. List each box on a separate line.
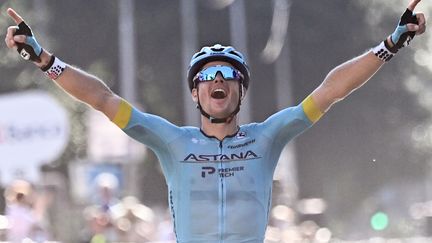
[87, 108, 146, 162]
[0, 91, 69, 184]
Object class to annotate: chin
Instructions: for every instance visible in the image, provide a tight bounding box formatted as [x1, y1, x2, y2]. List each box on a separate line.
[211, 108, 236, 117]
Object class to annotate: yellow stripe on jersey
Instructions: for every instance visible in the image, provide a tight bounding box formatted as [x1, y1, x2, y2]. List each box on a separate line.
[112, 99, 132, 129]
[302, 95, 323, 123]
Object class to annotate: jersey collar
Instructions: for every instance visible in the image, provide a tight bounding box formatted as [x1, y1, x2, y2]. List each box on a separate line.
[199, 126, 240, 141]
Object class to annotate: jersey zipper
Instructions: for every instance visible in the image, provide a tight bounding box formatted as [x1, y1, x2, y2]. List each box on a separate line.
[218, 140, 226, 242]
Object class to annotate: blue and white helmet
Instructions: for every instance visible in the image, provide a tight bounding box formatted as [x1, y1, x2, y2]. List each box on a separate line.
[187, 44, 250, 91]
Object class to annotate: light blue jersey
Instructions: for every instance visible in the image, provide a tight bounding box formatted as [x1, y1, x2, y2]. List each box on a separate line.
[112, 96, 322, 243]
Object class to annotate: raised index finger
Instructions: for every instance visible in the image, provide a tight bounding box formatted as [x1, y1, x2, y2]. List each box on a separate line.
[407, 0, 421, 11]
[7, 8, 24, 24]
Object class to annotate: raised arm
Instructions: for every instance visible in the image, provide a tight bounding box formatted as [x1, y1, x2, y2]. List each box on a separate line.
[4, 8, 122, 120]
[310, 0, 426, 113]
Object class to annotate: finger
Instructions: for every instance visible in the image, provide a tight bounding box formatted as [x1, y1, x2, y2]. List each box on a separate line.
[416, 13, 426, 34]
[5, 38, 13, 49]
[418, 25, 426, 35]
[8, 40, 17, 49]
[5, 37, 16, 49]
[6, 26, 18, 40]
[6, 26, 26, 43]
[7, 8, 24, 25]
[416, 26, 426, 35]
[407, 0, 421, 11]
[416, 13, 426, 26]
[5, 26, 18, 48]
[407, 23, 420, 32]
[13, 35, 26, 43]
[4, 32, 17, 49]
[416, 22, 426, 35]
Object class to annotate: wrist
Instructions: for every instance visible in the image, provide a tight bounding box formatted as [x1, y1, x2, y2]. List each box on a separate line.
[384, 36, 401, 54]
[35, 49, 52, 69]
[40, 55, 67, 80]
[372, 41, 396, 62]
[385, 36, 395, 48]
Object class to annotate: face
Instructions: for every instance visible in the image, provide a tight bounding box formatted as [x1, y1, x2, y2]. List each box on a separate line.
[191, 61, 244, 119]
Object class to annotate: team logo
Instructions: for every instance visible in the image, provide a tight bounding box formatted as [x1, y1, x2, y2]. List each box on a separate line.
[182, 150, 260, 163]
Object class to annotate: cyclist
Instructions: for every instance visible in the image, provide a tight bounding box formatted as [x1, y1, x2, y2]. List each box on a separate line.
[4, 1, 426, 242]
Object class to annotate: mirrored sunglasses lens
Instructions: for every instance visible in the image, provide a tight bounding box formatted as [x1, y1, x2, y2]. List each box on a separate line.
[220, 67, 237, 80]
[201, 72, 216, 81]
[197, 66, 241, 82]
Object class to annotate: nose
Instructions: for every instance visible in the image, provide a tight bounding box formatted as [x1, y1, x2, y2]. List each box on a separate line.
[213, 72, 224, 83]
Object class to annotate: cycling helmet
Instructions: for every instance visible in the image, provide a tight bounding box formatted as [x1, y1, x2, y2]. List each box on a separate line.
[187, 44, 250, 91]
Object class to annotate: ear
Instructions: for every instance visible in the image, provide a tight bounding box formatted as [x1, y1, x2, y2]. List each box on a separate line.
[191, 88, 198, 103]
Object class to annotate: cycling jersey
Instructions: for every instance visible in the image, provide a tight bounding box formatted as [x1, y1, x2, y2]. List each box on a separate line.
[112, 95, 322, 243]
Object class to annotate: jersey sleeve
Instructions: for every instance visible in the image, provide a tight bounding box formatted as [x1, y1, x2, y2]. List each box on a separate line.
[302, 95, 323, 124]
[111, 99, 185, 151]
[260, 95, 323, 146]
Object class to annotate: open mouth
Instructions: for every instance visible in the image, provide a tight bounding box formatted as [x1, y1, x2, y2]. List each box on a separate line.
[211, 88, 227, 99]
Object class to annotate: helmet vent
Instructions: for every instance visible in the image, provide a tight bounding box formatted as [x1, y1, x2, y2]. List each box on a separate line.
[229, 51, 241, 58]
[194, 52, 206, 58]
[211, 47, 224, 52]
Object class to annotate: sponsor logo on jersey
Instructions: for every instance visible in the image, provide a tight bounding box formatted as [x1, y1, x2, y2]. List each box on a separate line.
[201, 166, 245, 178]
[181, 150, 260, 163]
[227, 139, 256, 149]
[236, 131, 247, 139]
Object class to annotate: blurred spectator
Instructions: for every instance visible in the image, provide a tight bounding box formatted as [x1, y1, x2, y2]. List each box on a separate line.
[82, 205, 113, 243]
[93, 172, 120, 213]
[82, 172, 120, 243]
[4, 179, 50, 242]
[111, 196, 156, 242]
[83, 195, 159, 242]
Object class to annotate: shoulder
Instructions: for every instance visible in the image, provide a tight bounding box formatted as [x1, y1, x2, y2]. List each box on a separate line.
[262, 104, 309, 127]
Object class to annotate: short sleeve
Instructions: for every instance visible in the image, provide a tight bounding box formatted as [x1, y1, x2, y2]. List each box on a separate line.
[259, 95, 323, 147]
[111, 99, 184, 151]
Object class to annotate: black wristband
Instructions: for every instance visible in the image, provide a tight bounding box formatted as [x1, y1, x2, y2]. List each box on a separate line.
[384, 38, 399, 54]
[40, 54, 55, 72]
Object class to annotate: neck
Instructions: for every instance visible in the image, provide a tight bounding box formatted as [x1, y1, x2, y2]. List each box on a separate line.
[201, 115, 239, 141]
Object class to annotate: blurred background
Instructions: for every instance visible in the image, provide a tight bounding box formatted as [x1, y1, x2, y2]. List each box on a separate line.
[1, 0, 432, 242]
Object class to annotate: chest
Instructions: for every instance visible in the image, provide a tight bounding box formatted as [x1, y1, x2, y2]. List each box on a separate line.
[167, 133, 273, 190]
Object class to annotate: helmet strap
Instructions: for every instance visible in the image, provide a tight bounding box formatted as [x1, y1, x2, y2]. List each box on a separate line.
[196, 83, 242, 124]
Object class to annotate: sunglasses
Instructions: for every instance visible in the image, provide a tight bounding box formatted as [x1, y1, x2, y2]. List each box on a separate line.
[194, 65, 243, 83]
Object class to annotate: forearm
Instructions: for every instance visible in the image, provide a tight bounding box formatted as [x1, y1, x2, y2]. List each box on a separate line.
[312, 51, 384, 112]
[309, 0, 425, 114]
[39, 50, 120, 119]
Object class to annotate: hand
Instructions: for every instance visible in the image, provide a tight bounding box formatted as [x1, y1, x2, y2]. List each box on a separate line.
[5, 8, 43, 62]
[387, 0, 426, 52]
